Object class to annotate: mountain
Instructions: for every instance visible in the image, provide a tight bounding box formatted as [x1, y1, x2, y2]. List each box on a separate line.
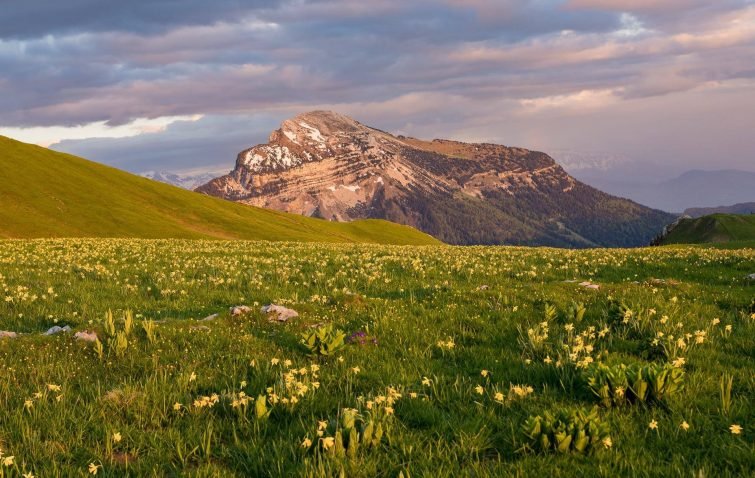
[684, 202, 755, 218]
[575, 169, 755, 213]
[0, 135, 439, 245]
[142, 170, 223, 190]
[197, 111, 674, 247]
[654, 214, 755, 245]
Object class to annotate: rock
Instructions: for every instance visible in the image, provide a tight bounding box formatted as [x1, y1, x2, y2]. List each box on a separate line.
[43, 325, 72, 336]
[230, 306, 251, 316]
[578, 281, 600, 290]
[74, 331, 98, 342]
[189, 325, 211, 332]
[200, 313, 219, 322]
[0, 331, 18, 339]
[746, 273, 755, 280]
[261, 304, 299, 322]
[476, 285, 489, 291]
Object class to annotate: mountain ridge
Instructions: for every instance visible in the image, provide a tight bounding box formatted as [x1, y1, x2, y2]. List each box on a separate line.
[197, 111, 674, 247]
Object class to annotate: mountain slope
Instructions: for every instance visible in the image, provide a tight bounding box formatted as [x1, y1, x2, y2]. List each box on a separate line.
[656, 214, 755, 245]
[197, 111, 674, 247]
[684, 202, 755, 218]
[0, 135, 439, 245]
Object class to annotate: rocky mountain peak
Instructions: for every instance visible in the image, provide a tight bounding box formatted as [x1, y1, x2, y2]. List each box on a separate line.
[197, 112, 674, 247]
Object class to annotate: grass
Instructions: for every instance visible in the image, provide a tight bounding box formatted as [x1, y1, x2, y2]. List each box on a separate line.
[0, 239, 752, 476]
[0, 136, 438, 245]
[661, 214, 755, 245]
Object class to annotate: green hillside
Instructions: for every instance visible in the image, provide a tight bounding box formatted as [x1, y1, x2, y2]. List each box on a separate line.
[0, 136, 439, 245]
[659, 213, 755, 246]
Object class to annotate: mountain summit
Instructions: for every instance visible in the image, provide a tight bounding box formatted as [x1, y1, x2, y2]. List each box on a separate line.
[197, 111, 674, 247]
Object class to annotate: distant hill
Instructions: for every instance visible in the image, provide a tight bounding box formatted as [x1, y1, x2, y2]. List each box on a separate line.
[655, 214, 755, 245]
[576, 169, 755, 213]
[0, 135, 439, 245]
[197, 111, 674, 248]
[684, 202, 755, 218]
[141, 170, 223, 190]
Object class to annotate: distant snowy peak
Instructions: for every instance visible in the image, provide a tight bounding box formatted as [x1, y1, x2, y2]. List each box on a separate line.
[141, 170, 222, 190]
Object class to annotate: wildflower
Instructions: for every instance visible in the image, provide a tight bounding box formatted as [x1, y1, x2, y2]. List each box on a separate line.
[337, 356, 345, 363]
[544, 356, 553, 364]
[366, 400, 374, 409]
[113, 432, 122, 443]
[47, 384, 61, 392]
[3, 456, 14, 466]
[649, 420, 658, 430]
[270, 358, 280, 365]
[480, 369, 489, 377]
[385, 407, 394, 415]
[321, 437, 335, 450]
[602, 437, 612, 448]
[421, 377, 431, 386]
[173, 402, 182, 411]
[189, 372, 197, 382]
[474, 385, 484, 395]
[725, 325, 732, 333]
[711, 318, 720, 326]
[318, 420, 328, 431]
[409, 392, 418, 399]
[301, 437, 312, 448]
[240, 380, 247, 388]
[284, 359, 292, 367]
[23, 473, 35, 478]
[24, 399, 33, 409]
[565, 323, 574, 332]
[680, 421, 690, 431]
[672, 357, 686, 368]
[88, 463, 100, 475]
[494, 392, 504, 402]
[729, 424, 742, 435]
[351, 366, 361, 374]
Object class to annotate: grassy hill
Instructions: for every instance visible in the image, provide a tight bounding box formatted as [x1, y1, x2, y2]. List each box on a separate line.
[0, 136, 439, 245]
[659, 213, 755, 246]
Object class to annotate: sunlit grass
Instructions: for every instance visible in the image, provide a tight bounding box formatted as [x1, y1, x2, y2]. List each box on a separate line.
[0, 239, 752, 476]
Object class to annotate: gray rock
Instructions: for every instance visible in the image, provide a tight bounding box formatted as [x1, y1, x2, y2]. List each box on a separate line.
[74, 331, 98, 342]
[43, 325, 72, 336]
[0, 331, 17, 339]
[746, 273, 755, 280]
[200, 313, 219, 322]
[261, 304, 299, 322]
[230, 306, 251, 316]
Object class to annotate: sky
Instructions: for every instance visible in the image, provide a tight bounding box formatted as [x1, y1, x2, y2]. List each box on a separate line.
[1, 0, 754, 181]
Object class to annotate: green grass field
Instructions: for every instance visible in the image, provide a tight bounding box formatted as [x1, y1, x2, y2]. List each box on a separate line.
[661, 214, 755, 246]
[0, 239, 752, 477]
[0, 136, 438, 246]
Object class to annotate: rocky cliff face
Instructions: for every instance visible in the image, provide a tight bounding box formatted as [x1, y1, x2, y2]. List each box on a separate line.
[197, 111, 674, 247]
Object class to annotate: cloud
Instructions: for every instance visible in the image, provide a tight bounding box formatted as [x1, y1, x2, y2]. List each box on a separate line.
[1, 0, 753, 179]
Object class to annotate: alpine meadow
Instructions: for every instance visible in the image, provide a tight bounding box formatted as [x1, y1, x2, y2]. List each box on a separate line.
[0, 239, 752, 476]
[1, 1, 755, 477]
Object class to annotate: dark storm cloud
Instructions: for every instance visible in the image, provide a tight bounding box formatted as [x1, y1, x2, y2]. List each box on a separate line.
[0, 0, 282, 39]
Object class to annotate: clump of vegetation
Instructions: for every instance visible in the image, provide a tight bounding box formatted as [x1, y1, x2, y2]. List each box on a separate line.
[521, 408, 611, 455]
[301, 323, 347, 357]
[583, 362, 684, 407]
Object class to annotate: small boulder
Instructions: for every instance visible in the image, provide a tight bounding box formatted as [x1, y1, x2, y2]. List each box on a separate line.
[230, 306, 251, 316]
[0, 331, 18, 339]
[747, 273, 755, 280]
[74, 331, 98, 342]
[261, 304, 299, 322]
[476, 285, 489, 291]
[200, 313, 219, 322]
[43, 325, 72, 336]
